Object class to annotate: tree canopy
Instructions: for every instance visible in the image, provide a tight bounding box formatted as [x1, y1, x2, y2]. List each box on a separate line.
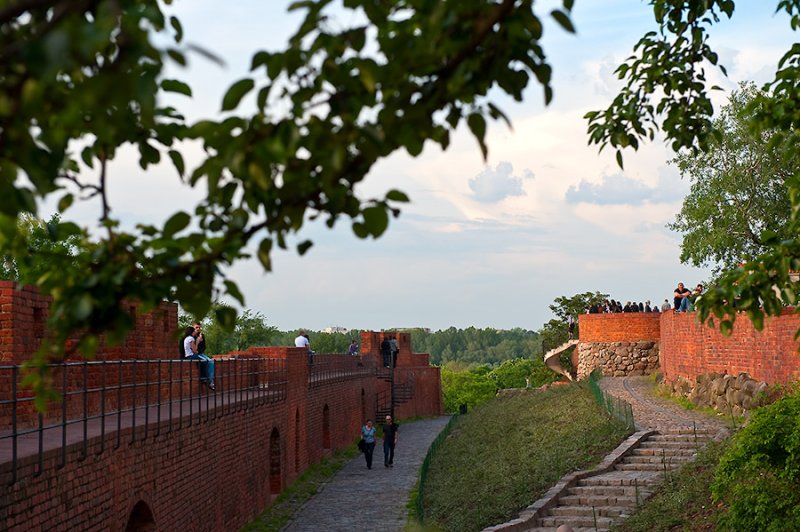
[1, 0, 577, 382]
[669, 83, 795, 277]
[2, 0, 800, 391]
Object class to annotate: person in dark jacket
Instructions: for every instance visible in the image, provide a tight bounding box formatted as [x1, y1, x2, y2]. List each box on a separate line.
[380, 337, 392, 368]
[382, 415, 399, 468]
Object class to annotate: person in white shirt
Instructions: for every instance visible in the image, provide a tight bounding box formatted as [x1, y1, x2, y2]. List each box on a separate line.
[295, 329, 313, 365]
[182, 325, 215, 390]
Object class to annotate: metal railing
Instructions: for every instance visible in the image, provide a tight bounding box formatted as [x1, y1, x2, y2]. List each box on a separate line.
[416, 414, 459, 523]
[308, 353, 374, 386]
[588, 370, 635, 431]
[0, 357, 287, 485]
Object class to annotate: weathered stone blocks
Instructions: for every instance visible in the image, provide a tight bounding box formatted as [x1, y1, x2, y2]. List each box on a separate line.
[576, 341, 660, 379]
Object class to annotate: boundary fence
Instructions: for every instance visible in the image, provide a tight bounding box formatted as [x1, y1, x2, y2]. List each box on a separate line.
[588, 370, 635, 431]
[415, 414, 459, 523]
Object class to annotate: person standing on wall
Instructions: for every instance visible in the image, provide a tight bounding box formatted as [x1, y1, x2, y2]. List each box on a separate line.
[382, 414, 399, 468]
[380, 335, 392, 368]
[360, 419, 376, 469]
[389, 335, 399, 368]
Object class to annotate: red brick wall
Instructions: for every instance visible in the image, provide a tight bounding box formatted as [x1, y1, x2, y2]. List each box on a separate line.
[0, 280, 177, 364]
[577, 309, 800, 386]
[659, 309, 800, 385]
[1, 322, 443, 531]
[578, 313, 661, 342]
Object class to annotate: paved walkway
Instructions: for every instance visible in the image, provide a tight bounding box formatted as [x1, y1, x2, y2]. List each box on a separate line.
[282, 416, 451, 532]
[599, 375, 729, 434]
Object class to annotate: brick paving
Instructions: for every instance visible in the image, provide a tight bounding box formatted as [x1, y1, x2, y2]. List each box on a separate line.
[282, 416, 451, 532]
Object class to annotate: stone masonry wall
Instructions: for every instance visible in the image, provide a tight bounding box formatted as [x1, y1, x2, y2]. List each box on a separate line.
[576, 341, 660, 379]
[668, 372, 771, 417]
[577, 313, 661, 378]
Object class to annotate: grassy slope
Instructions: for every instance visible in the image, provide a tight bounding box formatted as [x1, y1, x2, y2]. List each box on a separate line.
[422, 382, 630, 531]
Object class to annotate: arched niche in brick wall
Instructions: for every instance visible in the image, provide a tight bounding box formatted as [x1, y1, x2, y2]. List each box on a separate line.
[269, 427, 282, 496]
[361, 388, 366, 424]
[322, 404, 331, 450]
[294, 409, 300, 473]
[125, 500, 156, 532]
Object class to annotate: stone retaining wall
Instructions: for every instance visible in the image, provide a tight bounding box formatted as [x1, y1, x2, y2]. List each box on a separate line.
[667, 372, 771, 416]
[576, 341, 660, 379]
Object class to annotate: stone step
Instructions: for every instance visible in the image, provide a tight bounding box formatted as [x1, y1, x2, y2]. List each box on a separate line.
[622, 455, 694, 465]
[650, 433, 712, 443]
[537, 515, 617, 529]
[631, 447, 697, 457]
[525, 526, 607, 532]
[577, 476, 661, 488]
[639, 440, 703, 450]
[566, 485, 644, 497]
[657, 427, 716, 435]
[558, 493, 649, 507]
[615, 462, 681, 472]
[545, 505, 631, 518]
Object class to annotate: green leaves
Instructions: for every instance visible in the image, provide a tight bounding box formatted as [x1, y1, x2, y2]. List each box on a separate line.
[163, 212, 190, 238]
[221, 78, 255, 111]
[161, 79, 192, 97]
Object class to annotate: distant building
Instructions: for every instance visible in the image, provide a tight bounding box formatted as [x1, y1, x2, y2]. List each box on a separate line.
[322, 326, 349, 334]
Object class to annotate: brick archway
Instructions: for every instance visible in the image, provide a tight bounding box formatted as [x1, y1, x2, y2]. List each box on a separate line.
[322, 404, 331, 450]
[125, 500, 156, 532]
[269, 428, 282, 495]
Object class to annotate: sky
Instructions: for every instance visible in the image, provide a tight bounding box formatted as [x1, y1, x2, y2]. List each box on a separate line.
[45, 1, 798, 332]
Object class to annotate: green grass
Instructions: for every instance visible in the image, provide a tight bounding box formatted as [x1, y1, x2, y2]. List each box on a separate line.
[611, 438, 730, 532]
[241, 444, 360, 531]
[420, 382, 631, 531]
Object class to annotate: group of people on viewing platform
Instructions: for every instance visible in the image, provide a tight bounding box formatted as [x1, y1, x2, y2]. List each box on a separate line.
[586, 299, 661, 314]
[584, 282, 704, 316]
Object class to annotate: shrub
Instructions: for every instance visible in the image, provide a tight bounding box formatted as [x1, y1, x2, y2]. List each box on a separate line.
[712, 389, 800, 531]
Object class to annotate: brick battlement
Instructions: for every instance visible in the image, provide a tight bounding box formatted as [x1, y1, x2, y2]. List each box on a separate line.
[578, 309, 800, 385]
[0, 282, 443, 531]
[578, 313, 661, 342]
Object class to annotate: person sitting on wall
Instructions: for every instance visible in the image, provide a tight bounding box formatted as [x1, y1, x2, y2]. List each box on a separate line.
[661, 299, 671, 311]
[674, 282, 692, 312]
[295, 329, 314, 366]
[183, 325, 216, 390]
[689, 283, 704, 311]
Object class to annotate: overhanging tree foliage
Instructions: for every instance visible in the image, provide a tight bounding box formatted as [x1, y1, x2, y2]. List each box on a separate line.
[668, 83, 795, 277]
[584, 0, 800, 337]
[3, 0, 800, 397]
[0, 0, 577, 392]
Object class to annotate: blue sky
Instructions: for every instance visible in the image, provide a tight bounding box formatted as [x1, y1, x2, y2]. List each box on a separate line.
[49, 2, 798, 332]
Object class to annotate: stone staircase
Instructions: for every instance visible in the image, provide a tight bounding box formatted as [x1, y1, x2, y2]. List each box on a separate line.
[543, 340, 579, 382]
[485, 427, 715, 532]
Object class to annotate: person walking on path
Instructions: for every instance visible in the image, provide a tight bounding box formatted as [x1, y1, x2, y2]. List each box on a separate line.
[383, 414, 399, 468]
[283, 416, 451, 532]
[360, 419, 376, 469]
